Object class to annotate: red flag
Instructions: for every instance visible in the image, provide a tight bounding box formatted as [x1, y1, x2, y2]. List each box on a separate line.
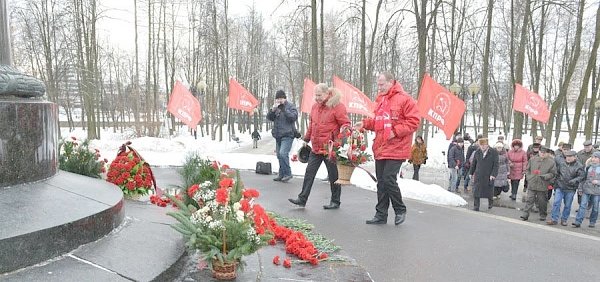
[332, 76, 374, 117]
[416, 73, 466, 139]
[228, 78, 259, 113]
[513, 84, 550, 123]
[167, 81, 202, 128]
[301, 78, 316, 114]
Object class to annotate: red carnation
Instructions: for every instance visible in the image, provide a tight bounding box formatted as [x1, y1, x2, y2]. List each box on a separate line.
[215, 187, 229, 205]
[222, 164, 230, 170]
[126, 182, 136, 190]
[187, 184, 199, 197]
[239, 199, 251, 213]
[283, 258, 291, 268]
[360, 144, 366, 151]
[318, 253, 328, 259]
[219, 177, 234, 188]
[242, 189, 259, 199]
[272, 256, 280, 265]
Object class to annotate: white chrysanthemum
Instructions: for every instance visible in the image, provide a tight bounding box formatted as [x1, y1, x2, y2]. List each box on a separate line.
[233, 202, 241, 210]
[208, 220, 224, 230]
[236, 210, 245, 222]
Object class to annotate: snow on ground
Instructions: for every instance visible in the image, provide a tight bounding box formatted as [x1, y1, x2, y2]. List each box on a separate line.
[61, 124, 593, 208]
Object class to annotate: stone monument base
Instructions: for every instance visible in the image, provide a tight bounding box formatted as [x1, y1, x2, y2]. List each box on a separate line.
[0, 171, 124, 273]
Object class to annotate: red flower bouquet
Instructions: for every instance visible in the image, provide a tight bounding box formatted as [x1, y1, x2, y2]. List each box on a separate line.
[106, 142, 156, 198]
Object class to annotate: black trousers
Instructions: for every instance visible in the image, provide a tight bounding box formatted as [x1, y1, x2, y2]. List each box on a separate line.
[412, 164, 421, 180]
[374, 159, 406, 218]
[298, 152, 341, 205]
[474, 197, 493, 209]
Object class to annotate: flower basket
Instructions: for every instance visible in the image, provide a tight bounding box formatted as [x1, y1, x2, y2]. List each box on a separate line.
[123, 193, 141, 201]
[212, 260, 237, 280]
[335, 163, 355, 185]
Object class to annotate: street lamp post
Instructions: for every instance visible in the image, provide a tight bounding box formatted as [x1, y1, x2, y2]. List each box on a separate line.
[595, 100, 600, 144]
[449, 83, 462, 134]
[468, 83, 480, 138]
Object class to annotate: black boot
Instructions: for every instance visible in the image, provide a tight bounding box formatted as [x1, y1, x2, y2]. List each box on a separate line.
[288, 198, 305, 207]
[366, 217, 387, 224]
[394, 213, 406, 225]
[323, 203, 340, 210]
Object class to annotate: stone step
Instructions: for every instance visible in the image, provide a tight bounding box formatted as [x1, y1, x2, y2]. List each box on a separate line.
[2, 200, 186, 281]
[0, 171, 124, 273]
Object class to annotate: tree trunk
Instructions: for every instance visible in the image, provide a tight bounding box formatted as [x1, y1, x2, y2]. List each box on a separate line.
[481, 0, 494, 138]
[512, 0, 531, 139]
[569, 1, 600, 144]
[544, 0, 585, 146]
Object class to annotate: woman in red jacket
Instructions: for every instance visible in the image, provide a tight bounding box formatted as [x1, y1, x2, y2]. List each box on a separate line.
[507, 139, 527, 200]
[288, 84, 351, 209]
[356, 72, 420, 225]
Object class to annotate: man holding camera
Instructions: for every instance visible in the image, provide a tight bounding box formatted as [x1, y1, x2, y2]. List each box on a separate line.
[267, 90, 298, 183]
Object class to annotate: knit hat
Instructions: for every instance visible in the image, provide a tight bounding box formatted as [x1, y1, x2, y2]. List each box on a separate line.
[583, 140, 593, 146]
[456, 137, 464, 143]
[479, 138, 488, 145]
[532, 142, 541, 148]
[275, 90, 286, 99]
[593, 151, 600, 159]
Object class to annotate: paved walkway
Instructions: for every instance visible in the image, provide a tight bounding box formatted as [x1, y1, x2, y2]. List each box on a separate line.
[153, 167, 600, 282]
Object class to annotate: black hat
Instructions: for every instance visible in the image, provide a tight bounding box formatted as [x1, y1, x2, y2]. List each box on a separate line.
[561, 143, 572, 150]
[564, 150, 577, 157]
[298, 144, 311, 163]
[532, 142, 541, 148]
[276, 90, 286, 99]
[456, 137, 464, 143]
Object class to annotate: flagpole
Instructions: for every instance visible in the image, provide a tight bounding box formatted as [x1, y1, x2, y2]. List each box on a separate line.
[227, 106, 231, 142]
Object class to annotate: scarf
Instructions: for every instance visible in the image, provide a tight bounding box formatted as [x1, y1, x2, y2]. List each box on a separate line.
[374, 96, 392, 140]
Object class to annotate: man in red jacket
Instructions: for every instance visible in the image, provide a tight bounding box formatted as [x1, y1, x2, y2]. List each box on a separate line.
[288, 83, 351, 209]
[356, 72, 420, 225]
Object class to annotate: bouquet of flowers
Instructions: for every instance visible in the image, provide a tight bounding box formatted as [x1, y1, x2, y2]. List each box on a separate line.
[326, 127, 372, 166]
[58, 137, 107, 178]
[106, 142, 156, 198]
[167, 162, 273, 276]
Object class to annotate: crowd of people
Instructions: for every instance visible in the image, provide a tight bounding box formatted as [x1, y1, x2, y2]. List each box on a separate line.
[443, 133, 600, 227]
[264, 71, 600, 228]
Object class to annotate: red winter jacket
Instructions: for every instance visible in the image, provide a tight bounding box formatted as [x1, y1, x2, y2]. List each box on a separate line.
[363, 81, 420, 160]
[304, 91, 351, 154]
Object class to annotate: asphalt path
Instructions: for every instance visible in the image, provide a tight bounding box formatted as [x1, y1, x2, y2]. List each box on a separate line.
[153, 166, 600, 282]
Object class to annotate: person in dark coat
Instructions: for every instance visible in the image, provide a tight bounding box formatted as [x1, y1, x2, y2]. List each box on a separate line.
[251, 129, 261, 149]
[524, 142, 541, 193]
[469, 138, 499, 211]
[463, 134, 482, 191]
[266, 90, 299, 182]
[548, 150, 584, 226]
[448, 138, 465, 192]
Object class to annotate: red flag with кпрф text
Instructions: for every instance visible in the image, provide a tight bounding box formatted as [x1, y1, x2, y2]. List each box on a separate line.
[167, 81, 202, 128]
[416, 73, 466, 139]
[228, 78, 259, 113]
[512, 83, 550, 123]
[332, 76, 374, 117]
[301, 78, 316, 114]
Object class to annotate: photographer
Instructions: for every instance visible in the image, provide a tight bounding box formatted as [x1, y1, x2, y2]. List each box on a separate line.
[266, 90, 298, 183]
